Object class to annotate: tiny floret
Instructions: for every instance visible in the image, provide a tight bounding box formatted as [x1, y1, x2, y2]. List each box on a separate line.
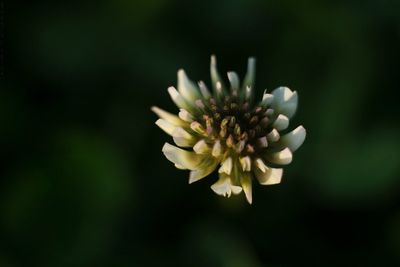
[152, 56, 306, 204]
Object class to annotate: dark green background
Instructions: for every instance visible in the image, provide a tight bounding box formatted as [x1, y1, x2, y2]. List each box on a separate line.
[3, 0, 400, 266]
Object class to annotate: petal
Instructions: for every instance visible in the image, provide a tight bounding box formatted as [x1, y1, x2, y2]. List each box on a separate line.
[227, 71, 240, 92]
[190, 121, 206, 135]
[239, 156, 251, 172]
[168, 86, 192, 111]
[218, 157, 233, 175]
[254, 158, 268, 173]
[240, 172, 253, 204]
[244, 86, 253, 101]
[177, 69, 201, 102]
[162, 143, 202, 170]
[175, 164, 186, 170]
[151, 106, 186, 126]
[272, 114, 289, 131]
[198, 81, 211, 99]
[193, 139, 210, 154]
[155, 119, 177, 136]
[211, 173, 242, 197]
[254, 163, 283, 185]
[189, 158, 219, 184]
[267, 129, 280, 142]
[242, 57, 256, 91]
[172, 127, 197, 147]
[178, 109, 195, 123]
[211, 173, 232, 197]
[271, 87, 298, 118]
[280, 125, 306, 152]
[266, 147, 293, 165]
[212, 140, 223, 158]
[260, 91, 274, 107]
[210, 55, 226, 93]
[231, 185, 243, 195]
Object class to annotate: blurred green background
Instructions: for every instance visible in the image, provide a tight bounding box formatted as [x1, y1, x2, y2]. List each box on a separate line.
[3, 0, 400, 266]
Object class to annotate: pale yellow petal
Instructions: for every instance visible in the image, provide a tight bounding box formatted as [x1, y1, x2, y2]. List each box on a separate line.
[211, 173, 242, 198]
[162, 143, 202, 170]
[172, 127, 197, 147]
[177, 69, 201, 102]
[212, 140, 223, 158]
[239, 156, 251, 172]
[189, 158, 218, 184]
[151, 106, 186, 126]
[240, 172, 253, 204]
[155, 119, 177, 136]
[267, 129, 280, 142]
[178, 109, 195, 123]
[254, 159, 283, 185]
[167, 86, 192, 111]
[218, 157, 233, 175]
[266, 147, 293, 165]
[193, 139, 210, 154]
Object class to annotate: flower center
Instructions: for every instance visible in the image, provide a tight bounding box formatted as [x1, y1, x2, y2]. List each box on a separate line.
[199, 93, 273, 156]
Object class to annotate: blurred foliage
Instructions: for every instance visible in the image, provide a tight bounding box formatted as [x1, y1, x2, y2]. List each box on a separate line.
[2, 0, 400, 266]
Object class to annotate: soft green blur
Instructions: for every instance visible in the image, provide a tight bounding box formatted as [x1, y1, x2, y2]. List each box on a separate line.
[2, 0, 400, 266]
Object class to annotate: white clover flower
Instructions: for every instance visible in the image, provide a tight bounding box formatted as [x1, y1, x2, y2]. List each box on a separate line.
[152, 56, 306, 204]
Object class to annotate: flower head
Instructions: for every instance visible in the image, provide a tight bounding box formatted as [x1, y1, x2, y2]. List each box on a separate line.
[152, 56, 306, 204]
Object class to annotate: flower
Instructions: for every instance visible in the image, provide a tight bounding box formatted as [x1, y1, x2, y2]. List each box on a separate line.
[152, 55, 306, 204]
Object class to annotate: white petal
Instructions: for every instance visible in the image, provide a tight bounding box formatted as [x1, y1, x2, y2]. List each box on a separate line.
[177, 69, 201, 102]
[239, 156, 251, 172]
[190, 121, 206, 135]
[211, 173, 242, 197]
[172, 127, 196, 147]
[168, 86, 191, 110]
[254, 158, 267, 173]
[271, 87, 298, 118]
[151, 106, 186, 126]
[245, 86, 253, 101]
[242, 57, 256, 91]
[273, 114, 289, 131]
[175, 164, 186, 170]
[267, 129, 280, 142]
[218, 157, 232, 175]
[155, 119, 177, 136]
[240, 172, 253, 204]
[267, 147, 293, 165]
[212, 140, 223, 158]
[215, 81, 224, 98]
[162, 143, 202, 170]
[178, 109, 194, 123]
[198, 81, 211, 99]
[193, 139, 210, 154]
[227, 71, 240, 91]
[210, 55, 225, 92]
[231, 185, 243, 195]
[254, 165, 283, 185]
[189, 158, 218, 184]
[211, 174, 232, 197]
[280, 125, 306, 152]
[260, 91, 274, 107]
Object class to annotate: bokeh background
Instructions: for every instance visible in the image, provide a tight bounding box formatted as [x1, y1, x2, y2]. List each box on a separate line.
[3, 0, 400, 266]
